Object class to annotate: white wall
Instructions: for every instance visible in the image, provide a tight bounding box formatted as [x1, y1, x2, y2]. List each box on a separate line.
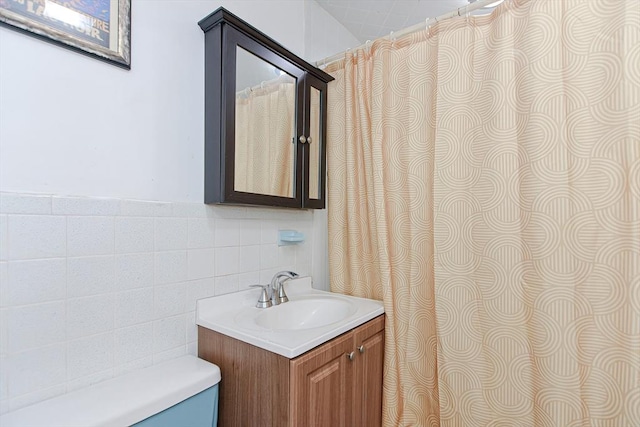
[0, 0, 358, 202]
[304, 0, 360, 62]
[0, 0, 359, 413]
[0, 1, 301, 201]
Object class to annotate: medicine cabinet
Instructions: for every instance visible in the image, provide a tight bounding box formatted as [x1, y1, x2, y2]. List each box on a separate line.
[198, 8, 334, 209]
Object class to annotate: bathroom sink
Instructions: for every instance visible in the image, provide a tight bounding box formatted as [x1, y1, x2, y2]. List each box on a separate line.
[196, 276, 384, 358]
[253, 296, 356, 330]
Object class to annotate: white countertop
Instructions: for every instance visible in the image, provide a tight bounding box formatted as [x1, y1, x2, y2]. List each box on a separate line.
[196, 277, 385, 358]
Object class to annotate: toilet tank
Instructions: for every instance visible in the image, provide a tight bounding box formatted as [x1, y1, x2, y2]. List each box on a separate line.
[0, 356, 221, 427]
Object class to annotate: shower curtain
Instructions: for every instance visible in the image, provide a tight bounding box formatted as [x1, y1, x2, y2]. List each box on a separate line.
[326, 0, 640, 425]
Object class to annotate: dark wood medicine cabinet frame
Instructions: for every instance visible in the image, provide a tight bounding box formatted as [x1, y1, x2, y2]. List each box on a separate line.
[198, 8, 334, 209]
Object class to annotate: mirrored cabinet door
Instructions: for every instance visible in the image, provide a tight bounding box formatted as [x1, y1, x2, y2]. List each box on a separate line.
[303, 75, 327, 209]
[222, 26, 305, 208]
[234, 46, 297, 199]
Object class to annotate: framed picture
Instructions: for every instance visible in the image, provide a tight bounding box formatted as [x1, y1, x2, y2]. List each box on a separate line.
[0, 0, 131, 69]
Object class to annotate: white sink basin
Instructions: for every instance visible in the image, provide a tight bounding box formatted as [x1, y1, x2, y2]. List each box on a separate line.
[253, 296, 356, 330]
[196, 277, 384, 358]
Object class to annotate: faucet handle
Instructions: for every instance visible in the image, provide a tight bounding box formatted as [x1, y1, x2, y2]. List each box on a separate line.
[278, 283, 289, 303]
[277, 282, 289, 303]
[249, 285, 272, 309]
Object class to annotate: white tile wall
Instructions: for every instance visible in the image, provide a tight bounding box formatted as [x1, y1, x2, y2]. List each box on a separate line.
[67, 256, 115, 297]
[0, 191, 318, 412]
[0, 216, 8, 261]
[67, 333, 114, 380]
[5, 302, 66, 353]
[67, 216, 115, 256]
[115, 217, 154, 254]
[187, 249, 215, 280]
[154, 218, 187, 251]
[6, 259, 66, 306]
[66, 295, 115, 339]
[114, 253, 154, 291]
[7, 215, 66, 260]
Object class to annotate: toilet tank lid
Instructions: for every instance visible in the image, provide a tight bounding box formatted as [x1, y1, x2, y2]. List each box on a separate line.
[0, 355, 221, 427]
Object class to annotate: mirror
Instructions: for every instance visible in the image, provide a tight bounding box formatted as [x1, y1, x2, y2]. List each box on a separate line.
[308, 87, 321, 200]
[234, 46, 296, 198]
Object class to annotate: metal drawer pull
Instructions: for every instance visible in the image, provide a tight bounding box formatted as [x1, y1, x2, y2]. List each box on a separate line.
[358, 345, 365, 354]
[299, 135, 307, 144]
[307, 136, 312, 144]
[347, 351, 355, 361]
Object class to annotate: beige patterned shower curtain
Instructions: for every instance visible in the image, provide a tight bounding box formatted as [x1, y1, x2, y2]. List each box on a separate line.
[326, 0, 640, 425]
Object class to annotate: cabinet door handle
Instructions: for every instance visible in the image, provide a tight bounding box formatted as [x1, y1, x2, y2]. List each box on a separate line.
[306, 136, 312, 144]
[346, 351, 355, 361]
[358, 345, 365, 354]
[299, 135, 307, 144]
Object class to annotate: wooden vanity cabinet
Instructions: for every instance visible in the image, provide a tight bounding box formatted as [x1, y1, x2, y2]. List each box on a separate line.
[353, 315, 385, 427]
[198, 315, 384, 426]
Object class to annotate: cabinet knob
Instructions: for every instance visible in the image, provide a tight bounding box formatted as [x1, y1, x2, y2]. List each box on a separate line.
[306, 136, 312, 144]
[346, 351, 355, 361]
[299, 135, 307, 144]
[358, 345, 365, 354]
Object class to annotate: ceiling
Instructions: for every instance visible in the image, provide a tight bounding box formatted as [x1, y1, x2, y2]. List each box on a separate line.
[315, 0, 491, 43]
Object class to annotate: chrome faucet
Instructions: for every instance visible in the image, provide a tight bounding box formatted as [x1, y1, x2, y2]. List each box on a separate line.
[249, 271, 298, 308]
[270, 271, 298, 305]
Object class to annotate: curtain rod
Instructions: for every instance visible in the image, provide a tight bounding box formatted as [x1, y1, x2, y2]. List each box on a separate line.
[315, 0, 505, 68]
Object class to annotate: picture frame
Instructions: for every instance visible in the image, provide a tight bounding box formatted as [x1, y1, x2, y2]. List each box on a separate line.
[0, 0, 131, 69]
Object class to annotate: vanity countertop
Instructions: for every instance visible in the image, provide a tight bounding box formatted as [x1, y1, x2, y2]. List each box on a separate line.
[196, 277, 384, 358]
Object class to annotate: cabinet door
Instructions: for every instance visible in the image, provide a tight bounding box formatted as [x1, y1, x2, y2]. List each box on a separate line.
[290, 332, 355, 427]
[302, 74, 327, 209]
[353, 315, 385, 427]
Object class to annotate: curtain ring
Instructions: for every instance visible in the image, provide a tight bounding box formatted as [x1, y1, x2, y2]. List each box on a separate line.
[365, 39, 372, 52]
[457, 7, 462, 16]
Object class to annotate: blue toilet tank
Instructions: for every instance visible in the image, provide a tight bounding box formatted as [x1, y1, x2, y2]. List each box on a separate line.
[0, 356, 221, 427]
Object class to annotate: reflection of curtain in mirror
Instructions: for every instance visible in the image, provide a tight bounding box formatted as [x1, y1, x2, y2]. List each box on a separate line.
[235, 80, 295, 198]
[308, 88, 320, 199]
